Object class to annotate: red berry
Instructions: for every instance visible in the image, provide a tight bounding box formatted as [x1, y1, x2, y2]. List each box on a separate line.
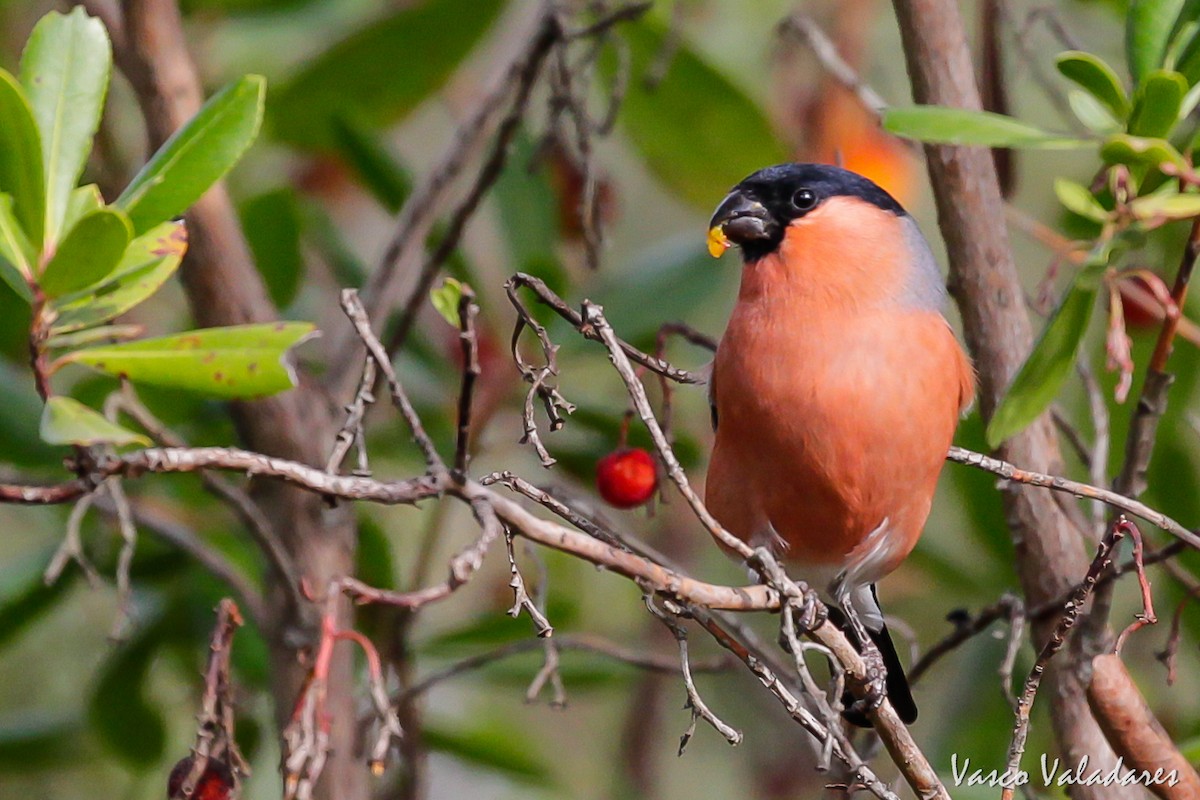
[168, 757, 234, 800]
[596, 448, 658, 508]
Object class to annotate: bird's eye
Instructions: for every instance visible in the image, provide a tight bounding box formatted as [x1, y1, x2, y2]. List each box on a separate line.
[792, 188, 818, 211]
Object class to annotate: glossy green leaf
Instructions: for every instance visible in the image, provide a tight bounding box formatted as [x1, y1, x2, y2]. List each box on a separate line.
[329, 115, 412, 212]
[882, 106, 1090, 148]
[0, 69, 44, 244]
[612, 22, 788, 208]
[39, 395, 149, 446]
[61, 322, 317, 399]
[270, 0, 504, 150]
[1128, 69, 1187, 137]
[1054, 178, 1109, 221]
[0, 195, 34, 302]
[38, 208, 131, 297]
[19, 8, 111, 246]
[62, 183, 102, 233]
[116, 76, 265, 234]
[1100, 133, 1186, 168]
[430, 277, 463, 327]
[1129, 191, 1200, 219]
[240, 188, 304, 308]
[1128, 0, 1188, 84]
[1068, 88, 1122, 134]
[424, 721, 553, 785]
[986, 249, 1112, 448]
[1056, 51, 1131, 118]
[49, 220, 187, 333]
[87, 623, 168, 767]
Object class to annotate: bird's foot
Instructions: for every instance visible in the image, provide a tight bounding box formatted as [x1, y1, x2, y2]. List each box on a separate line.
[847, 643, 887, 719]
[793, 585, 828, 632]
[777, 588, 827, 653]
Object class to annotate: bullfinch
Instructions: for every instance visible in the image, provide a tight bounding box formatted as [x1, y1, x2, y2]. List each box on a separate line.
[704, 163, 974, 725]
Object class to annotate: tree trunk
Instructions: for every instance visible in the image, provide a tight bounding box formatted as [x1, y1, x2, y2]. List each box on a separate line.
[890, 2, 1139, 797]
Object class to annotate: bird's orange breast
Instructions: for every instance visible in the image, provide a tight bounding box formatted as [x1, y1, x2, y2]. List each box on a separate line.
[705, 205, 973, 579]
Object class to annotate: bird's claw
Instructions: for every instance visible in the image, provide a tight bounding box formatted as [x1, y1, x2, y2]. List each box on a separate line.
[847, 644, 887, 718]
[794, 587, 828, 633]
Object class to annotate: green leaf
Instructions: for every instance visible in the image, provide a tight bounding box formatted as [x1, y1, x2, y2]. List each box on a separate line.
[1068, 88, 1122, 134]
[239, 188, 304, 308]
[329, 115, 412, 212]
[1054, 178, 1109, 222]
[0, 69, 45, 245]
[49, 220, 187, 333]
[39, 395, 149, 446]
[0, 194, 35, 302]
[1176, 25, 1200, 84]
[19, 8, 112, 246]
[46, 324, 143, 349]
[1100, 133, 1187, 168]
[1056, 51, 1131, 118]
[423, 721, 553, 786]
[611, 22, 789, 208]
[430, 277, 463, 326]
[116, 75, 265, 235]
[62, 183, 102, 233]
[87, 623, 168, 767]
[1127, 0, 1188, 84]
[38, 208, 131, 297]
[270, 0, 504, 150]
[882, 106, 1090, 148]
[986, 248, 1112, 448]
[1127, 69, 1188, 137]
[61, 322, 317, 399]
[1129, 191, 1200, 219]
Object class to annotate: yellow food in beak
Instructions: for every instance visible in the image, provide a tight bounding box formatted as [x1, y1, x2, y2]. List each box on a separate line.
[707, 226, 730, 258]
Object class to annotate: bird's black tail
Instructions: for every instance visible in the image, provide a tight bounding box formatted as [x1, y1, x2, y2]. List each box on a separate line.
[826, 606, 918, 727]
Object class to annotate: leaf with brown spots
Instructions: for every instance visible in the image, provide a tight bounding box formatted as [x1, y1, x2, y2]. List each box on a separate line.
[56, 322, 316, 399]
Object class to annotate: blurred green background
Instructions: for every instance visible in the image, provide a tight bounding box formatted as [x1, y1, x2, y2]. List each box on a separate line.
[2, 1, 1200, 798]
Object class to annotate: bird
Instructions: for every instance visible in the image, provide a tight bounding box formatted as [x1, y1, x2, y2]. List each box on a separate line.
[703, 163, 974, 725]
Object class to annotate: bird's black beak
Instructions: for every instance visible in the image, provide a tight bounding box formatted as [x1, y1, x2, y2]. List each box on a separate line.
[707, 190, 775, 258]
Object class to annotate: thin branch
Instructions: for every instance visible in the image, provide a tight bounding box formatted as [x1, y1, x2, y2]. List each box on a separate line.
[1000, 517, 1130, 800]
[94, 496, 266, 628]
[778, 11, 891, 119]
[453, 286, 481, 477]
[947, 446, 1200, 548]
[397, 632, 731, 703]
[340, 290, 445, 472]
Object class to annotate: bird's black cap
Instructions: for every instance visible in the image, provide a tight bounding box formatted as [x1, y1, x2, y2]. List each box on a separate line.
[709, 163, 906, 262]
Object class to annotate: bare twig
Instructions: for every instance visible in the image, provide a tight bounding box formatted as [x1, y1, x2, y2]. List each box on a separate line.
[341, 289, 445, 471]
[947, 446, 1200, 548]
[644, 596, 742, 752]
[1000, 518, 1130, 800]
[504, 530, 553, 637]
[778, 12, 890, 118]
[453, 286, 481, 477]
[172, 599, 248, 800]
